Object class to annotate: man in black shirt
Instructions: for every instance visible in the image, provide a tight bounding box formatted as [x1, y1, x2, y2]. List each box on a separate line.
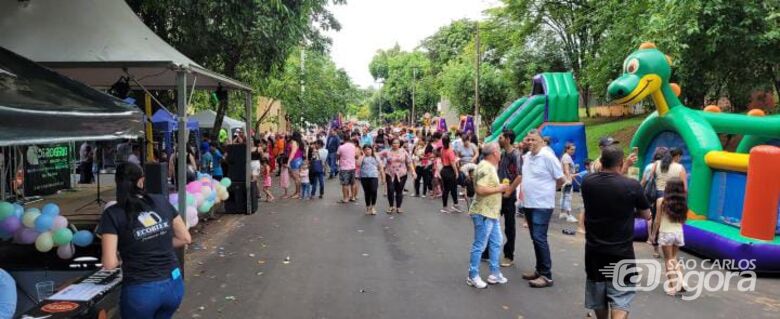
[581, 146, 651, 319]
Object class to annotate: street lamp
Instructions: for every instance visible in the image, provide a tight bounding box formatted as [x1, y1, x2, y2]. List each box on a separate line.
[412, 67, 418, 128]
[375, 79, 384, 124]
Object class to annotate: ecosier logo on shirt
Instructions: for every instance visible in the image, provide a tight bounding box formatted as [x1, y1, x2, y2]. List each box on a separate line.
[133, 211, 171, 240]
[601, 258, 757, 300]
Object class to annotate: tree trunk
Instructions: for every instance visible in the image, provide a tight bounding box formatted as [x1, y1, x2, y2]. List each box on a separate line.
[212, 61, 239, 141]
[581, 86, 591, 118]
[253, 98, 276, 132]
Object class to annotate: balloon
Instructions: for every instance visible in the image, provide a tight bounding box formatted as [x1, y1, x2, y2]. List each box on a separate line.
[14, 228, 39, 244]
[52, 228, 73, 246]
[72, 230, 94, 247]
[186, 207, 198, 226]
[1, 215, 22, 234]
[12, 204, 24, 219]
[35, 232, 54, 252]
[0, 201, 13, 220]
[186, 194, 195, 206]
[52, 216, 69, 230]
[207, 190, 217, 202]
[41, 203, 60, 216]
[57, 244, 76, 259]
[220, 178, 232, 188]
[34, 214, 55, 232]
[168, 193, 179, 206]
[22, 211, 41, 228]
[194, 193, 204, 207]
[197, 203, 211, 214]
[186, 182, 201, 194]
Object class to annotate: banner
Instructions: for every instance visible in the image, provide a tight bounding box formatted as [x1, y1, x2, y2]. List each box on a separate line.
[24, 143, 71, 196]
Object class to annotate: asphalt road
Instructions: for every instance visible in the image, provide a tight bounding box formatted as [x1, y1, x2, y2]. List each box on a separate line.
[177, 179, 780, 319]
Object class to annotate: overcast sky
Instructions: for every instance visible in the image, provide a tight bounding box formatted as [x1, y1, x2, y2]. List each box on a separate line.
[326, 0, 502, 88]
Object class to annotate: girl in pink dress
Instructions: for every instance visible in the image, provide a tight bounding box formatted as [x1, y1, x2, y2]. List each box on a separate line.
[262, 158, 274, 202]
[279, 162, 290, 198]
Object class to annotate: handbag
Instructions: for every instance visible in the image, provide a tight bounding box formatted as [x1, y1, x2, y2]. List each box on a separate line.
[643, 162, 659, 203]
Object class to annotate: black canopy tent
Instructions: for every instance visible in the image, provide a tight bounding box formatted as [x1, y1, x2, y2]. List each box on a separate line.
[0, 0, 256, 218]
[0, 47, 142, 146]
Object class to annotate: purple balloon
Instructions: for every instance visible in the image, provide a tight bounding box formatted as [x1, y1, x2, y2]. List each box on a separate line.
[52, 216, 69, 230]
[14, 228, 39, 244]
[0, 215, 21, 234]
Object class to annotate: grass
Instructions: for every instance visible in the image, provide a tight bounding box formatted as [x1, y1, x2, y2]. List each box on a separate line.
[584, 116, 646, 159]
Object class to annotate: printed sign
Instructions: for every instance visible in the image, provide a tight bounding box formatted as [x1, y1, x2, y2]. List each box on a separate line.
[24, 144, 71, 195]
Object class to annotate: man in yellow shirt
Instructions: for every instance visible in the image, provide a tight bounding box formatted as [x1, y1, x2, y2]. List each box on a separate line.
[466, 142, 510, 289]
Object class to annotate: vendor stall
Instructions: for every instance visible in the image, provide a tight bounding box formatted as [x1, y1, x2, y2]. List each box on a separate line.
[151, 109, 201, 157]
[191, 110, 246, 137]
[0, 46, 142, 318]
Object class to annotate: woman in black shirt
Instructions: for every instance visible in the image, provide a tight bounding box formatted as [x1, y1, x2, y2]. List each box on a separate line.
[99, 163, 191, 319]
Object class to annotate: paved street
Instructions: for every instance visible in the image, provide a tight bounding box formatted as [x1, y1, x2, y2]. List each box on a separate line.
[178, 180, 780, 319]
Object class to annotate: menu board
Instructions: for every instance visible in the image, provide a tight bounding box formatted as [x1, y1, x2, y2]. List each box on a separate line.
[24, 144, 71, 195]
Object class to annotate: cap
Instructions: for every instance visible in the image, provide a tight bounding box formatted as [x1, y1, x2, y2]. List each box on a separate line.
[598, 136, 620, 147]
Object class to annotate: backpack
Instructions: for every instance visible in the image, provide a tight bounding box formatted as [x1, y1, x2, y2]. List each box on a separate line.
[311, 157, 324, 173]
[643, 162, 659, 203]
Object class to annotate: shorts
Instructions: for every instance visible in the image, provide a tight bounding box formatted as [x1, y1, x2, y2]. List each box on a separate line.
[657, 232, 685, 246]
[290, 158, 303, 170]
[339, 170, 355, 186]
[585, 280, 635, 312]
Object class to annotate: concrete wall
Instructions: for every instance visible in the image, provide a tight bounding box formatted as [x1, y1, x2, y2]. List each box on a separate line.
[257, 97, 290, 133]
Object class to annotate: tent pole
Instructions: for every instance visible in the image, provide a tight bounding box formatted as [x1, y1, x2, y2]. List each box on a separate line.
[176, 71, 188, 224]
[244, 92, 253, 214]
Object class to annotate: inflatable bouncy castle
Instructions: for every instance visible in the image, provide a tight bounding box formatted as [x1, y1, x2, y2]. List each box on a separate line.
[609, 42, 780, 272]
[487, 72, 588, 171]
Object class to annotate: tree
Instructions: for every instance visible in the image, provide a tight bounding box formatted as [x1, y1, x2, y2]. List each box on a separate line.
[420, 19, 477, 74]
[127, 0, 344, 133]
[440, 59, 510, 125]
[368, 48, 439, 121]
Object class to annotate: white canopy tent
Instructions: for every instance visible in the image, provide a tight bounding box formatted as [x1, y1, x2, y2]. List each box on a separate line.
[0, 0, 256, 217]
[191, 110, 246, 133]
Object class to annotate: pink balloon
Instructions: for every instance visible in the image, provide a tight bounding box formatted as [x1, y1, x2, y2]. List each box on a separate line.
[57, 244, 76, 259]
[186, 182, 201, 194]
[186, 207, 198, 227]
[52, 216, 69, 230]
[194, 193, 204, 207]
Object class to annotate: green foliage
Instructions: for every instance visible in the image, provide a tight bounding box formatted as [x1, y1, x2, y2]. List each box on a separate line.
[368, 48, 439, 120]
[127, 0, 344, 130]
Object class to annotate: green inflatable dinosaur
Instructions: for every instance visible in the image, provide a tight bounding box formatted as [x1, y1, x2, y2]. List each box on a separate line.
[608, 42, 780, 219]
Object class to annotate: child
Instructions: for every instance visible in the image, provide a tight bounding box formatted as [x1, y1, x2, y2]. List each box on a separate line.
[279, 162, 290, 198]
[432, 149, 443, 198]
[300, 162, 311, 200]
[651, 178, 687, 295]
[261, 157, 274, 202]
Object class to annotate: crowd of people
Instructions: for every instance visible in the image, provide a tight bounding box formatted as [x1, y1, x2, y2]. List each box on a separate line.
[89, 120, 690, 318]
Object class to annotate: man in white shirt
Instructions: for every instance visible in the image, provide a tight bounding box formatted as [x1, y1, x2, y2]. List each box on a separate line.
[520, 129, 565, 288]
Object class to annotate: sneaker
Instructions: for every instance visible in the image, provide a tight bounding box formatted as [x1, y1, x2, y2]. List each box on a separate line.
[466, 276, 488, 289]
[487, 273, 509, 285]
[500, 257, 514, 267]
[528, 276, 554, 288]
[558, 212, 567, 220]
[421, 195, 426, 198]
[451, 205, 463, 213]
[566, 214, 578, 223]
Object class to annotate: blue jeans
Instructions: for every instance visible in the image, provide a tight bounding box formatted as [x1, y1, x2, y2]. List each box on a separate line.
[302, 183, 311, 199]
[310, 172, 325, 197]
[469, 214, 502, 279]
[327, 152, 338, 177]
[121, 276, 184, 319]
[523, 208, 553, 279]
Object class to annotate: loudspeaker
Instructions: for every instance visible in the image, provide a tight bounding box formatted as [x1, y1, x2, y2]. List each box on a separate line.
[226, 144, 247, 182]
[144, 163, 168, 196]
[224, 182, 258, 214]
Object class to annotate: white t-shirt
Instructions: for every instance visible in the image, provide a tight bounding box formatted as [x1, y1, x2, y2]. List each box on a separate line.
[561, 153, 574, 183]
[521, 148, 564, 209]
